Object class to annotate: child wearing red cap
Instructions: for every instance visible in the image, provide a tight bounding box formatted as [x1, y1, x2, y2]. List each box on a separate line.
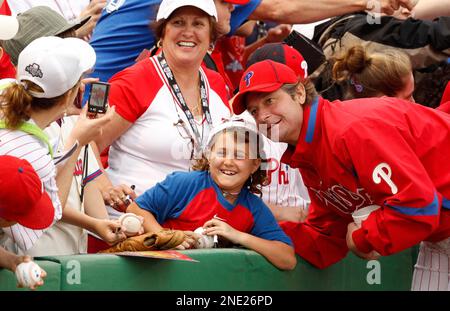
[233, 59, 450, 290]
[0, 155, 53, 289]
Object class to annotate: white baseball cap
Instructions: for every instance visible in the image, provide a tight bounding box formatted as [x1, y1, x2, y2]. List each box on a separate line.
[156, 0, 218, 22]
[206, 116, 266, 160]
[0, 15, 19, 40]
[17, 36, 96, 98]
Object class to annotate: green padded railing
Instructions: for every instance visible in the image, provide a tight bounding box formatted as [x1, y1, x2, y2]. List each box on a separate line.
[0, 259, 61, 291]
[0, 247, 417, 291]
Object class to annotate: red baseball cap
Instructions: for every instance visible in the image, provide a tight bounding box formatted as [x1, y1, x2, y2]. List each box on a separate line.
[0, 155, 54, 230]
[247, 43, 308, 80]
[232, 60, 298, 115]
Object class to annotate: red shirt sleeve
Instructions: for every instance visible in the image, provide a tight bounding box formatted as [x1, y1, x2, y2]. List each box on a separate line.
[339, 118, 440, 255]
[108, 58, 163, 123]
[203, 66, 232, 112]
[437, 101, 450, 114]
[280, 200, 350, 269]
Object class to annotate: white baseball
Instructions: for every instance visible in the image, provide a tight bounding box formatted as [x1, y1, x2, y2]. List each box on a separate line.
[118, 213, 142, 236]
[194, 227, 215, 249]
[15, 261, 42, 288]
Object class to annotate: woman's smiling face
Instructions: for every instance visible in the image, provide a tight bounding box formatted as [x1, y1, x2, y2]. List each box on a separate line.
[161, 6, 212, 67]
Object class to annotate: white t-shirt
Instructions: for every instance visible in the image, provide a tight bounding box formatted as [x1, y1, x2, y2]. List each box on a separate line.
[7, 0, 89, 22]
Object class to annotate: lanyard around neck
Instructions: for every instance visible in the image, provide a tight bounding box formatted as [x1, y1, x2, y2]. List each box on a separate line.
[0, 120, 53, 157]
[157, 53, 212, 148]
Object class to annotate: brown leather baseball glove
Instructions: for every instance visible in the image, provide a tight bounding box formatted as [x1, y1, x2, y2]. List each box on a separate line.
[100, 229, 186, 253]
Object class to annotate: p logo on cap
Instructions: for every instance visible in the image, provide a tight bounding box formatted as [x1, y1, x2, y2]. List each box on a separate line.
[232, 60, 298, 115]
[244, 71, 254, 87]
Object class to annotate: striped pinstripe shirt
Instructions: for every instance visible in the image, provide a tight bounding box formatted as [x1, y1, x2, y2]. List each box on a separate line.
[0, 121, 62, 251]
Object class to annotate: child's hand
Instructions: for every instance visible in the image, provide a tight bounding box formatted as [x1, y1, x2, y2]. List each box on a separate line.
[175, 231, 199, 250]
[94, 219, 127, 245]
[15, 256, 47, 290]
[102, 184, 137, 212]
[203, 218, 241, 245]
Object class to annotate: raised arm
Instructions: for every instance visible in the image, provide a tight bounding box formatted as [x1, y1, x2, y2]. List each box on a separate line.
[413, 0, 450, 20]
[249, 0, 419, 24]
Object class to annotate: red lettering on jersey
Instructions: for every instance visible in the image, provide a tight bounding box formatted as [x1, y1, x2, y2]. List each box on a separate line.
[278, 164, 289, 185]
[309, 185, 373, 214]
[266, 158, 279, 184]
[267, 158, 290, 185]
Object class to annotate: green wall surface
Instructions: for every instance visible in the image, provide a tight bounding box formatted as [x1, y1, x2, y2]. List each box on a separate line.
[0, 260, 61, 291]
[0, 247, 417, 291]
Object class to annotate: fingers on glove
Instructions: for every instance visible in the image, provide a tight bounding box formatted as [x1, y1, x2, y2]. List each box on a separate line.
[158, 230, 185, 250]
[175, 241, 190, 250]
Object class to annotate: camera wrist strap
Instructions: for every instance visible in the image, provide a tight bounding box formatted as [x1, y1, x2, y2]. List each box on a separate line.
[79, 145, 89, 203]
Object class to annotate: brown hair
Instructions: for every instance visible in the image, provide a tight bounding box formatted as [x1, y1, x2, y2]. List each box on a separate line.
[0, 81, 77, 129]
[332, 45, 412, 99]
[150, 10, 220, 45]
[192, 129, 268, 196]
[281, 79, 318, 106]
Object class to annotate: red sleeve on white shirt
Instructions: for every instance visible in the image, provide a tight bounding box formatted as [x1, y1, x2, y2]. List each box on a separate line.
[108, 58, 163, 123]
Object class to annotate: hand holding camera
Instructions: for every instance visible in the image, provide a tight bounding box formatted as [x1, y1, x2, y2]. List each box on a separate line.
[88, 81, 110, 115]
[68, 104, 115, 147]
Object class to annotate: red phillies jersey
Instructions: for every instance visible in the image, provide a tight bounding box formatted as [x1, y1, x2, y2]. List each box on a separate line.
[281, 96, 450, 269]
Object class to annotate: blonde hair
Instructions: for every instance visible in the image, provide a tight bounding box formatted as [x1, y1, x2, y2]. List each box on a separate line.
[332, 45, 412, 99]
[192, 129, 268, 196]
[0, 81, 78, 129]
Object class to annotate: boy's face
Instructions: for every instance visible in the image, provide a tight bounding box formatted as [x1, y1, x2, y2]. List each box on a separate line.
[246, 87, 304, 146]
[208, 131, 260, 194]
